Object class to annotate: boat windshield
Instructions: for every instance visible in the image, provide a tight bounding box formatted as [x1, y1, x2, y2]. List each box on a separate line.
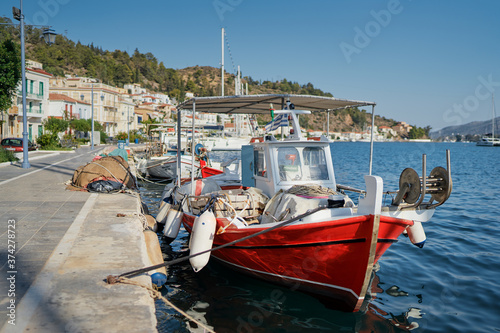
[277, 146, 329, 181]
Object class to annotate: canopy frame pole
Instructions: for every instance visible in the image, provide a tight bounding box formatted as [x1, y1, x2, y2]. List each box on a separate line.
[369, 105, 375, 175]
[327, 110, 330, 139]
[191, 101, 196, 194]
[176, 108, 182, 186]
[281, 98, 285, 140]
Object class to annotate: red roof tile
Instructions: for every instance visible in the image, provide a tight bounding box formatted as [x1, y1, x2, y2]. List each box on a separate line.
[49, 93, 90, 105]
[27, 68, 53, 77]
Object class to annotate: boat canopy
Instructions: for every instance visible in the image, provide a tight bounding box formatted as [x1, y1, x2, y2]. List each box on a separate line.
[176, 94, 376, 114]
[175, 94, 378, 185]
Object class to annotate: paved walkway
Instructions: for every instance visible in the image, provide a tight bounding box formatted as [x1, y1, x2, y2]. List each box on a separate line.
[0, 147, 157, 332]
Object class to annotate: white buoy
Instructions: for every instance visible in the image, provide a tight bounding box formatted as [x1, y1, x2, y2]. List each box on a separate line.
[144, 229, 167, 288]
[189, 210, 217, 272]
[407, 221, 426, 248]
[156, 201, 172, 225]
[163, 208, 183, 239]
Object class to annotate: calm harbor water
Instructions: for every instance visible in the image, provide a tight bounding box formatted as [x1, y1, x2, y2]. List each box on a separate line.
[139, 142, 500, 333]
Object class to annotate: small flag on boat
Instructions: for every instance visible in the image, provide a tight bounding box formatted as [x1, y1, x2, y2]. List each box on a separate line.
[265, 113, 288, 132]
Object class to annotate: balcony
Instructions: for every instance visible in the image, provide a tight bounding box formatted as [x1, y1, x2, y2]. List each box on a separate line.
[17, 90, 44, 100]
[26, 107, 44, 118]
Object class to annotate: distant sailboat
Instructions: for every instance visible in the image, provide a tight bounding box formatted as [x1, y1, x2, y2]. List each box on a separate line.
[477, 95, 500, 147]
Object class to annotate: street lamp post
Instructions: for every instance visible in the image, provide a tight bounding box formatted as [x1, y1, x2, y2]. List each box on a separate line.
[91, 84, 94, 150]
[12, 1, 57, 168]
[18, 1, 29, 168]
[100, 94, 105, 141]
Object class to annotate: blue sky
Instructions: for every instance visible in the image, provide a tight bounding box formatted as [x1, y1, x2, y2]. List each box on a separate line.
[2, 0, 500, 130]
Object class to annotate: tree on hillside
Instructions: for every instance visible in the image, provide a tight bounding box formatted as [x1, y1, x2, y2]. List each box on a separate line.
[0, 38, 21, 112]
[423, 125, 432, 137]
[409, 126, 426, 139]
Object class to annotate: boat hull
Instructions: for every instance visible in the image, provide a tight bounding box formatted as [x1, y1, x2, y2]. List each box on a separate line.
[147, 156, 201, 179]
[182, 213, 412, 312]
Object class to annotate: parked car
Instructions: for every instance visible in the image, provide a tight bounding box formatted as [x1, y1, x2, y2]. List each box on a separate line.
[1, 138, 37, 152]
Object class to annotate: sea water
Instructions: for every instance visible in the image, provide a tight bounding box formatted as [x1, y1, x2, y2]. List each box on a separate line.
[139, 142, 500, 333]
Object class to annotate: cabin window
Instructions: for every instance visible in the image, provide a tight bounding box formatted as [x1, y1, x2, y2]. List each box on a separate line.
[278, 147, 302, 181]
[254, 149, 267, 178]
[303, 147, 329, 180]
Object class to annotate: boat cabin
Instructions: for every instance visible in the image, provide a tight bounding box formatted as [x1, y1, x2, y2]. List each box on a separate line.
[241, 110, 336, 197]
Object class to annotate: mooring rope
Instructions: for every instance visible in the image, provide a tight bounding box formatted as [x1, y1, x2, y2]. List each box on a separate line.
[136, 172, 173, 185]
[113, 276, 215, 333]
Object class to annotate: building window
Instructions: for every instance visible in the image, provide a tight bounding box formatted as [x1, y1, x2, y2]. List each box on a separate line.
[138, 116, 143, 123]
[29, 101, 33, 113]
[30, 80, 34, 94]
[39, 82, 44, 96]
[39, 103, 42, 114]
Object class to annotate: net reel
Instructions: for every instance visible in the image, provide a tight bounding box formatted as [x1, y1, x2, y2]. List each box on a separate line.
[393, 150, 452, 209]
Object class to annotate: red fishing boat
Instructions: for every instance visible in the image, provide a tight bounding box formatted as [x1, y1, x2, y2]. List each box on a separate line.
[158, 94, 452, 311]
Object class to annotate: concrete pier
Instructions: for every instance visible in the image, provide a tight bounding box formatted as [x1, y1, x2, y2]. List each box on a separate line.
[0, 146, 157, 332]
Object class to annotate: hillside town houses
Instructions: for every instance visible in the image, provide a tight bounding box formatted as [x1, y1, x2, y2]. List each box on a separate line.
[0, 60, 174, 142]
[0, 60, 414, 143]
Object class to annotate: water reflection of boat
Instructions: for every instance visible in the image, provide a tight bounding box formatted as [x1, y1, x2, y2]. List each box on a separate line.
[157, 239, 423, 332]
[159, 94, 453, 312]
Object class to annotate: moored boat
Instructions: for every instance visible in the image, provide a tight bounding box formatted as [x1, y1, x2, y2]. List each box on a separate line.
[159, 94, 452, 311]
[476, 136, 500, 147]
[477, 95, 500, 147]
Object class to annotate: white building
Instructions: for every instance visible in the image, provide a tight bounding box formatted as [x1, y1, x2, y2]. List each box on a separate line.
[151, 93, 171, 105]
[118, 97, 136, 133]
[48, 93, 91, 120]
[378, 126, 398, 139]
[50, 76, 126, 136]
[2, 61, 52, 142]
[124, 83, 147, 95]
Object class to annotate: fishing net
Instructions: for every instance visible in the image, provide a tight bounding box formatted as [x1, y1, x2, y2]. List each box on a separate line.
[67, 156, 136, 192]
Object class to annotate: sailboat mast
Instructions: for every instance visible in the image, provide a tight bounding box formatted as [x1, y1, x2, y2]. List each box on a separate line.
[221, 28, 225, 96]
[492, 94, 495, 140]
